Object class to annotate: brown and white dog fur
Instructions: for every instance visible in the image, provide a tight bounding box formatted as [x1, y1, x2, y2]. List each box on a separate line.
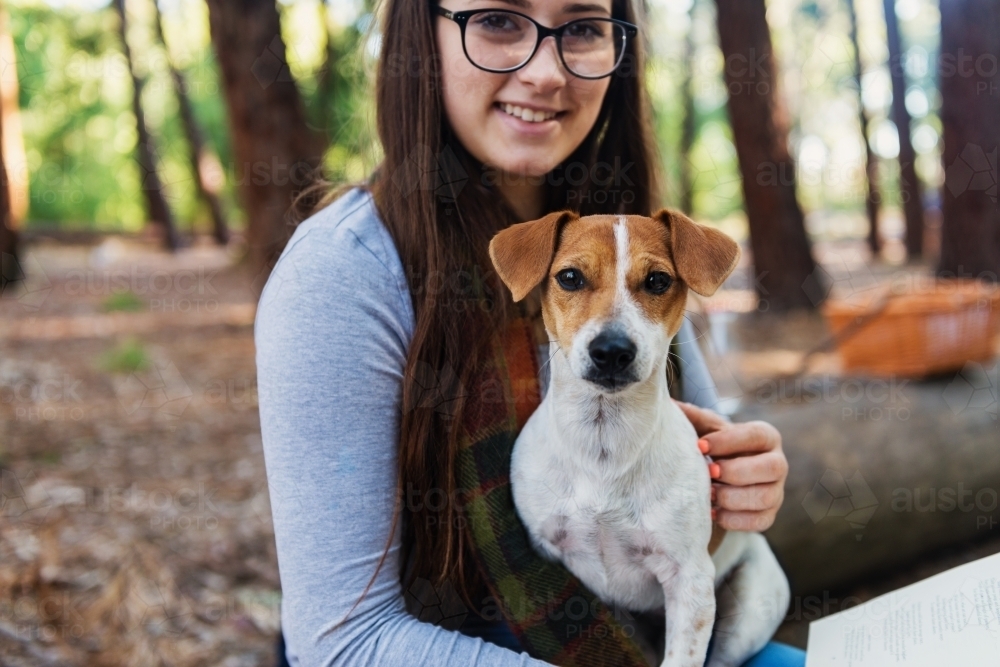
[489, 209, 790, 667]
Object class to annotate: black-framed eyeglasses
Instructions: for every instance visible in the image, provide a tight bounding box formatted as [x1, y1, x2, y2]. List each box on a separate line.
[434, 5, 637, 79]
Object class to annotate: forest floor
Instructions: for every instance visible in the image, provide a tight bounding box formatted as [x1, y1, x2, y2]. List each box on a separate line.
[0, 234, 997, 665]
[1, 237, 275, 667]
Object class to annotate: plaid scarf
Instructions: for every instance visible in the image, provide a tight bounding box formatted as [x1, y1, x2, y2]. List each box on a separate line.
[456, 301, 684, 666]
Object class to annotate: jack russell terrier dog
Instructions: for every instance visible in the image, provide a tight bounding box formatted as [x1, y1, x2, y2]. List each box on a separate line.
[488, 208, 790, 667]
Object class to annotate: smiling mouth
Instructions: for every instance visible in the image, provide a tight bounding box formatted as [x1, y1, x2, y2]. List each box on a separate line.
[495, 102, 567, 123]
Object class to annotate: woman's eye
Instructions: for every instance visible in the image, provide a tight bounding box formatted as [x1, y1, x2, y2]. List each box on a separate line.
[566, 20, 603, 39]
[555, 268, 585, 291]
[476, 12, 516, 32]
[644, 271, 672, 294]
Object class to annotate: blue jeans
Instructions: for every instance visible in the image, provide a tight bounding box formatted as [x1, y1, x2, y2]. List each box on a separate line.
[706, 632, 806, 666]
[741, 641, 806, 667]
[457, 615, 807, 667]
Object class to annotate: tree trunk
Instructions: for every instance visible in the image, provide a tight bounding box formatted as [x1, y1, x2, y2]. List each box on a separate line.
[113, 0, 179, 251]
[937, 0, 1000, 280]
[678, 0, 697, 216]
[0, 213, 13, 263]
[204, 0, 323, 276]
[152, 0, 229, 245]
[0, 197, 14, 278]
[883, 0, 924, 259]
[847, 0, 881, 256]
[0, 38, 16, 285]
[714, 0, 820, 311]
[0, 5, 26, 227]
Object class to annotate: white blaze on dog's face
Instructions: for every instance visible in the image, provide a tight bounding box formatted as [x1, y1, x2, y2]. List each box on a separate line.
[489, 208, 741, 393]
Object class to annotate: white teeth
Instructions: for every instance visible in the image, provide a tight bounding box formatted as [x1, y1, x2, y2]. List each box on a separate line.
[501, 103, 557, 122]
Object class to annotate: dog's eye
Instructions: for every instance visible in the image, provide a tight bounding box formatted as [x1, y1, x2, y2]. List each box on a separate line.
[555, 268, 585, 291]
[644, 271, 673, 295]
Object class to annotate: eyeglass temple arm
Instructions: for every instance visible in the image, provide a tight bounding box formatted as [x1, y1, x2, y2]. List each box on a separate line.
[434, 6, 636, 33]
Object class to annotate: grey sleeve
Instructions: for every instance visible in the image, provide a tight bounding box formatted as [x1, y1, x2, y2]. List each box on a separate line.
[255, 216, 552, 666]
[675, 317, 723, 411]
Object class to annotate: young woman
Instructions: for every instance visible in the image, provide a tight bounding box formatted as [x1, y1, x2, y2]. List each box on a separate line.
[256, 0, 805, 665]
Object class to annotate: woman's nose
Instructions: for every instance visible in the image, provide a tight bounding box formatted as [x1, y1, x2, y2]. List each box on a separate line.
[516, 35, 568, 90]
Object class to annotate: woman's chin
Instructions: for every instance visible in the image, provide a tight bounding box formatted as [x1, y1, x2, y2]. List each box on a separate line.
[485, 155, 562, 182]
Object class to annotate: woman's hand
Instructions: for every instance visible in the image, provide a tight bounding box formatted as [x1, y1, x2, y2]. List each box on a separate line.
[674, 399, 788, 533]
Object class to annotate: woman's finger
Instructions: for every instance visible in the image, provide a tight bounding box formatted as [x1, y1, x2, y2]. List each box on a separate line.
[713, 482, 783, 513]
[715, 509, 776, 533]
[702, 420, 780, 458]
[715, 450, 788, 487]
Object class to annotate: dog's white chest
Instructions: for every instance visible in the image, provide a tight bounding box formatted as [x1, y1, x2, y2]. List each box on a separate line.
[530, 473, 668, 610]
[509, 399, 709, 613]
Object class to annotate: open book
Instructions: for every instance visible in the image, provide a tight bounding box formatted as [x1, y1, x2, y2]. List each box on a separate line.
[806, 551, 1000, 666]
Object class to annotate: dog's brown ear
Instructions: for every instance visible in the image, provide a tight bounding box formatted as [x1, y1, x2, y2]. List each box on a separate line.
[653, 208, 740, 297]
[489, 209, 579, 302]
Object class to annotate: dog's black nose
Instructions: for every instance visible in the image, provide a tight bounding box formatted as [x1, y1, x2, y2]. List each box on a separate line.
[588, 332, 636, 374]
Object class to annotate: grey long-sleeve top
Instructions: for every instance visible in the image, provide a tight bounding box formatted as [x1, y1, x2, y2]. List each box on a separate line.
[255, 186, 722, 667]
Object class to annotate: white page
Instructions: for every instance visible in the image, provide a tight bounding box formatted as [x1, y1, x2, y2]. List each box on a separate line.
[806, 551, 1000, 666]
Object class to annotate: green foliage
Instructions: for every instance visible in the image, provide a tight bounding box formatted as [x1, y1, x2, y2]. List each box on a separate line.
[100, 338, 150, 374]
[10, 0, 238, 232]
[647, 0, 745, 224]
[13, 5, 132, 227]
[102, 290, 144, 312]
[7, 0, 945, 239]
[317, 22, 380, 184]
[284, 2, 380, 185]
[11, 0, 379, 232]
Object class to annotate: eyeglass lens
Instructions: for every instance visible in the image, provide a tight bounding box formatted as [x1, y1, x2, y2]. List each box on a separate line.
[464, 12, 625, 77]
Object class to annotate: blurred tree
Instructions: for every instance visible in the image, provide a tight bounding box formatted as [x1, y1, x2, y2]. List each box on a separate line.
[883, 0, 924, 259]
[309, 0, 374, 180]
[0, 0, 16, 266]
[847, 0, 881, 256]
[0, 189, 13, 270]
[0, 219, 13, 265]
[315, 0, 337, 144]
[714, 0, 820, 311]
[113, 0, 179, 251]
[0, 4, 26, 227]
[151, 0, 228, 245]
[937, 0, 1000, 279]
[205, 0, 323, 276]
[678, 0, 697, 216]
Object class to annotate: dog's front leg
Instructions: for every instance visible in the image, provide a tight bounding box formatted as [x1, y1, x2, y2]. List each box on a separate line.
[705, 534, 790, 667]
[654, 554, 716, 667]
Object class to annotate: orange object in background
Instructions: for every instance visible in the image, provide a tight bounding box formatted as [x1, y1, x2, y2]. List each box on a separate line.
[822, 279, 1000, 378]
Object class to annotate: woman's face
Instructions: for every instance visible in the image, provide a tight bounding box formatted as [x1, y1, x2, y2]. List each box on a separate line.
[435, 0, 614, 180]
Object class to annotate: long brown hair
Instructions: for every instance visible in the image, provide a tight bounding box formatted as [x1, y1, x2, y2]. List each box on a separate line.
[301, 0, 665, 625]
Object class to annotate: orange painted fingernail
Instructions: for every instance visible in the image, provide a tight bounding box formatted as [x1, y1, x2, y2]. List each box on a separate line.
[709, 463, 721, 479]
[697, 438, 709, 454]
[711, 508, 718, 521]
[710, 486, 717, 502]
